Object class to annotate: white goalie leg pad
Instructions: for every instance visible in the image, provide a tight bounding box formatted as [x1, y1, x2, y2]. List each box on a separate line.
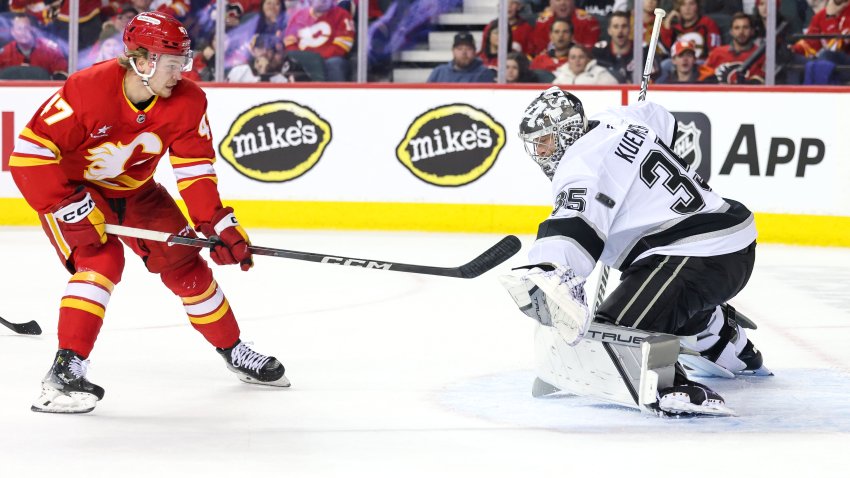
[533, 323, 679, 414]
[31, 384, 98, 414]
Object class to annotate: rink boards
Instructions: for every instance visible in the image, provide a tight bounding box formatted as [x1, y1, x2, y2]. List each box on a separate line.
[1, 83, 848, 246]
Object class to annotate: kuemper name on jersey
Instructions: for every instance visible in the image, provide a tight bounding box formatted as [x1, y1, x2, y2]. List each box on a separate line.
[614, 124, 649, 163]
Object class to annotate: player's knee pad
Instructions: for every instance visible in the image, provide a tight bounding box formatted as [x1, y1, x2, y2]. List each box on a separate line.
[160, 255, 213, 297]
[68, 236, 125, 285]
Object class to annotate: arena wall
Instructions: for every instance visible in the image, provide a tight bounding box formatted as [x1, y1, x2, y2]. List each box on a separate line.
[1, 83, 848, 246]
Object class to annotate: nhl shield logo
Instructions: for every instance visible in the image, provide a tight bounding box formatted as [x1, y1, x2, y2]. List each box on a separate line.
[674, 121, 702, 170]
[671, 112, 711, 181]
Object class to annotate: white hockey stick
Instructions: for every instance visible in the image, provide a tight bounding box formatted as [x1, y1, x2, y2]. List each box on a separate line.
[591, 8, 666, 316]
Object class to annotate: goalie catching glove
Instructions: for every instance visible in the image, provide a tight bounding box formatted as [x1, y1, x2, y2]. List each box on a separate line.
[196, 207, 253, 271]
[499, 263, 590, 345]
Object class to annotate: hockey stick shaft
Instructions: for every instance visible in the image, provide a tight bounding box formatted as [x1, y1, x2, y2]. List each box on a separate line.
[592, 8, 666, 315]
[638, 8, 666, 102]
[104, 224, 521, 279]
[0, 316, 42, 335]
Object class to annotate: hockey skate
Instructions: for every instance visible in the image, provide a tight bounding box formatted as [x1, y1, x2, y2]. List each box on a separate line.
[217, 340, 290, 387]
[680, 304, 772, 378]
[657, 365, 735, 417]
[31, 349, 105, 414]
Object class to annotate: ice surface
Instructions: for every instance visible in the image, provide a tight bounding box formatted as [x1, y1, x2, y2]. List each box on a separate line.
[1, 228, 848, 477]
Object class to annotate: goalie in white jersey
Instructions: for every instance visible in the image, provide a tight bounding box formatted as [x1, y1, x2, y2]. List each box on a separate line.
[503, 86, 769, 416]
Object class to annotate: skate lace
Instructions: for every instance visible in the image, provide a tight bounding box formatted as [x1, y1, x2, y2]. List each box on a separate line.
[231, 342, 270, 372]
[68, 357, 90, 379]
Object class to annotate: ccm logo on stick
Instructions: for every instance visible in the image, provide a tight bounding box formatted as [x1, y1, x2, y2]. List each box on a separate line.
[320, 257, 393, 270]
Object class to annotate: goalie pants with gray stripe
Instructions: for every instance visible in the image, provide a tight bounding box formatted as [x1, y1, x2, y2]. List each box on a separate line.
[595, 241, 756, 335]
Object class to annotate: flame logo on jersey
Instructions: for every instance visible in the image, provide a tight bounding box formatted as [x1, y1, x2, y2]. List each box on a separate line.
[84, 132, 163, 189]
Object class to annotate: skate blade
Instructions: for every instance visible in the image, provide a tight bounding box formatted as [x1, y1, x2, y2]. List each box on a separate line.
[31, 386, 98, 414]
[659, 398, 737, 417]
[678, 355, 736, 379]
[236, 373, 291, 388]
[736, 365, 773, 377]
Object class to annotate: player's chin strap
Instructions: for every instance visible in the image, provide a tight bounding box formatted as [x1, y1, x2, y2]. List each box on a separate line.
[129, 56, 158, 97]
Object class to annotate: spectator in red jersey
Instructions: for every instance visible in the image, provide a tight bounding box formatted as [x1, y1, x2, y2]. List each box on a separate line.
[661, 0, 722, 60]
[552, 43, 618, 84]
[506, 50, 539, 82]
[284, 0, 354, 81]
[699, 13, 765, 84]
[0, 14, 67, 79]
[657, 39, 701, 83]
[793, 0, 850, 83]
[480, 2, 532, 55]
[508, 0, 534, 54]
[530, 18, 573, 72]
[593, 11, 659, 84]
[478, 20, 515, 68]
[528, 0, 600, 55]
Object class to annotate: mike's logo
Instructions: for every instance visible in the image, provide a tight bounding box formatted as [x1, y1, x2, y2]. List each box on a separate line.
[396, 104, 505, 187]
[672, 112, 711, 181]
[219, 101, 331, 182]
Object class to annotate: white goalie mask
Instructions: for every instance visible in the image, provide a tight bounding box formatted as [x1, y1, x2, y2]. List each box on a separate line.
[518, 86, 588, 179]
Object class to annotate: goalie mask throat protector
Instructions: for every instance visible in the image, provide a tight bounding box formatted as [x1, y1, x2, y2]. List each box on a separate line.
[518, 86, 587, 179]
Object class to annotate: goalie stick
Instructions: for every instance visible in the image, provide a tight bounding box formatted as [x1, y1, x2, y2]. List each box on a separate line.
[0, 316, 42, 335]
[591, 8, 666, 315]
[104, 224, 521, 279]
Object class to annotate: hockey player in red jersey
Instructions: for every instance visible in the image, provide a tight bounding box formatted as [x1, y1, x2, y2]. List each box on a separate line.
[10, 11, 290, 414]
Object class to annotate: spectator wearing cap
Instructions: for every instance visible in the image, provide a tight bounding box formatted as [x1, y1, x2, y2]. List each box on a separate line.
[552, 43, 618, 84]
[427, 31, 496, 83]
[0, 14, 67, 79]
[699, 12, 765, 84]
[530, 18, 573, 72]
[657, 40, 700, 83]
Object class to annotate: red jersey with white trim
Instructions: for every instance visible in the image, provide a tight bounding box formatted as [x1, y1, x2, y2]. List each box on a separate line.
[660, 15, 721, 59]
[284, 6, 355, 59]
[793, 6, 850, 55]
[529, 8, 600, 55]
[698, 43, 765, 84]
[9, 60, 223, 226]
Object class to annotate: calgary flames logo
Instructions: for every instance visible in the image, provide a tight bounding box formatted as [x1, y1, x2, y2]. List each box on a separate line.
[84, 132, 163, 189]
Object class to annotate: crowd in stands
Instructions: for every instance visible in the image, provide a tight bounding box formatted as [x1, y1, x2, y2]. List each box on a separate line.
[1, 0, 849, 84]
[424, 0, 850, 85]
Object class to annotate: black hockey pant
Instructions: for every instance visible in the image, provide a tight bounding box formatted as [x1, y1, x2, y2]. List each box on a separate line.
[595, 241, 756, 336]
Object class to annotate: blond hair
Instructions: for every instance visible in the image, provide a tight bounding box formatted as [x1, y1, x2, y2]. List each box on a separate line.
[117, 48, 149, 70]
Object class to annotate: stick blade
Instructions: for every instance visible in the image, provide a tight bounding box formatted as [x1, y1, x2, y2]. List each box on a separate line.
[458, 235, 522, 279]
[0, 317, 42, 335]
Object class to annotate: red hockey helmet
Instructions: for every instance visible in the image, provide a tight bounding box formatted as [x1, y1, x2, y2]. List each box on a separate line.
[123, 11, 191, 57]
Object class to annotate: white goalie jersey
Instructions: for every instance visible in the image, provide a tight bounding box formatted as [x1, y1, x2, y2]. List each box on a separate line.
[528, 101, 757, 278]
